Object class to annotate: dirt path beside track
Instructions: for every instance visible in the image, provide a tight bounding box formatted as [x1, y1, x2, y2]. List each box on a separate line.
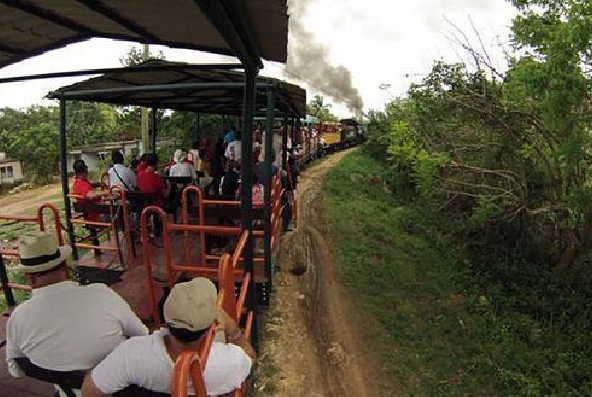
[0, 184, 62, 215]
[255, 150, 391, 396]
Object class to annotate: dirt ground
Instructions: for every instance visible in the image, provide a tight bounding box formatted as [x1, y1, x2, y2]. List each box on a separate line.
[0, 183, 62, 215]
[255, 150, 392, 396]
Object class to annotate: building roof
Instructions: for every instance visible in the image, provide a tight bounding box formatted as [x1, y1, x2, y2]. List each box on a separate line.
[48, 60, 306, 117]
[0, 0, 289, 70]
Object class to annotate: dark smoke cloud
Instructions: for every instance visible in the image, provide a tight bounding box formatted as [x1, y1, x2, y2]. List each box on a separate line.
[285, 0, 364, 114]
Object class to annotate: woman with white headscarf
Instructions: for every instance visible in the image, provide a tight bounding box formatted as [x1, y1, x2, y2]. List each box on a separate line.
[169, 149, 196, 180]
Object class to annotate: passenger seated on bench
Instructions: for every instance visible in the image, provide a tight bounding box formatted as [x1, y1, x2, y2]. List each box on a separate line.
[108, 150, 136, 191]
[220, 161, 240, 200]
[169, 149, 197, 180]
[137, 153, 170, 208]
[71, 159, 109, 222]
[5, 232, 148, 396]
[82, 278, 255, 397]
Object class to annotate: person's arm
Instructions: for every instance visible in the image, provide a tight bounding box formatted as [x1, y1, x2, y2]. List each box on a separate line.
[105, 287, 148, 337]
[217, 309, 256, 362]
[5, 318, 25, 378]
[82, 374, 108, 397]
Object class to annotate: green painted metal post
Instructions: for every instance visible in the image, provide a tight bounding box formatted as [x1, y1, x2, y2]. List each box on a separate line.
[151, 107, 157, 152]
[281, 117, 288, 170]
[263, 88, 275, 285]
[60, 99, 78, 260]
[241, 69, 257, 309]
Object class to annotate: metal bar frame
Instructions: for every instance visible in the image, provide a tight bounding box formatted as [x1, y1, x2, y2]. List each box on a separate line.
[263, 88, 275, 287]
[152, 107, 158, 152]
[59, 99, 78, 260]
[50, 82, 274, 99]
[0, 63, 245, 85]
[240, 68, 257, 314]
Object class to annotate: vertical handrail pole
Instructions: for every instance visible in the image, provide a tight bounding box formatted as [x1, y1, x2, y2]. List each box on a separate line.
[151, 107, 158, 152]
[263, 88, 275, 285]
[281, 117, 288, 170]
[241, 68, 257, 311]
[60, 99, 78, 260]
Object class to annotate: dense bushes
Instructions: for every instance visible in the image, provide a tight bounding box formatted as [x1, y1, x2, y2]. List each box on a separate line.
[363, 1, 592, 394]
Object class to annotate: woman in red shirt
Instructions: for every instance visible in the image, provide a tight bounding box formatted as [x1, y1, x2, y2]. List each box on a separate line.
[137, 153, 169, 207]
[71, 159, 108, 222]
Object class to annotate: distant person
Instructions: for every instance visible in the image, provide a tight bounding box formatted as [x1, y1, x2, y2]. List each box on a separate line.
[81, 277, 255, 396]
[71, 159, 109, 222]
[207, 136, 226, 196]
[108, 150, 136, 191]
[221, 161, 240, 200]
[224, 130, 242, 163]
[255, 150, 279, 184]
[188, 140, 200, 171]
[223, 125, 237, 148]
[6, 231, 148, 397]
[169, 149, 196, 180]
[130, 158, 140, 173]
[137, 153, 169, 207]
[136, 153, 148, 175]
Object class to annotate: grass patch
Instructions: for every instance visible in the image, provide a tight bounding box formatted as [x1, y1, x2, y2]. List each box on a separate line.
[324, 149, 591, 396]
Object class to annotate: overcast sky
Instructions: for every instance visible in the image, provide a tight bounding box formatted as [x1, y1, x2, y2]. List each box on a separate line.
[0, 1, 517, 117]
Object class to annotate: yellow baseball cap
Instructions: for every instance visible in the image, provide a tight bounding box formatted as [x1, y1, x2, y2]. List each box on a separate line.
[164, 277, 217, 332]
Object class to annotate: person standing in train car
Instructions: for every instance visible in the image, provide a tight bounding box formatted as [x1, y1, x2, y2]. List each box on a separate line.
[223, 124, 237, 149]
[224, 130, 242, 163]
[81, 278, 255, 397]
[5, 232, 148, 397]
[169, 149, 197, 181]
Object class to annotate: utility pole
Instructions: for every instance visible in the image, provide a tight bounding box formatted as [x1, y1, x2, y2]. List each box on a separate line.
[140, 44, 150, 154]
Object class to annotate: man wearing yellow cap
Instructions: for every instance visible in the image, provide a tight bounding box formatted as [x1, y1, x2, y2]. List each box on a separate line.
[82, 277, 255, 396]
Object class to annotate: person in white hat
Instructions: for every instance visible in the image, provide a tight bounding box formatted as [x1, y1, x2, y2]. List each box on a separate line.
[5, 231, 148, 396]
[82, 277, 255, 396]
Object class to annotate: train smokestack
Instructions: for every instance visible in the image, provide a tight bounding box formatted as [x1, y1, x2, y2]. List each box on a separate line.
[286, 0, 364, 114]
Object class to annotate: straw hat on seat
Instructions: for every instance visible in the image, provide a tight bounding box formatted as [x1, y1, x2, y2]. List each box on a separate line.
[15, 231, 71, 273]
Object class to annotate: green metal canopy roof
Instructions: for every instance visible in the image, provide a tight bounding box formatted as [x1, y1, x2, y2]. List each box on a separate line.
[0, 0, 289, 70]
[48, 60, 306, 117]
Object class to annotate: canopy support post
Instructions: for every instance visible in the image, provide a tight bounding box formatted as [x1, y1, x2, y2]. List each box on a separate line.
[151, 107, 158, 152]
[241, 68, 257, 314]
[281, 117, 288, 170]
[196, 112, 201, 141]
[60, 99, 78, 260]
[263, 88, 275, 290]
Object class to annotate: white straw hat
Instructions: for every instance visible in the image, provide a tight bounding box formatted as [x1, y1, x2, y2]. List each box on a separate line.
[164, 277, 217, 332]
[15, 231, 71, 273]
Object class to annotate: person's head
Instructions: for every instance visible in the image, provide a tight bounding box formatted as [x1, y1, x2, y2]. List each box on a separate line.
[16, 231, 71, 288]
[173, 149, 184, 164]
[111, 150, 124, 165]
[145, 153, 158, 168]
[73, 159, 88, 177]
[140, 153, 148, 163]
[130, 159, 140, 170]
[164, 277, 217, 343]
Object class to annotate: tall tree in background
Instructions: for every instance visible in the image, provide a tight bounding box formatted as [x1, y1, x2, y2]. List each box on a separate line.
[306, 95, 337, 121]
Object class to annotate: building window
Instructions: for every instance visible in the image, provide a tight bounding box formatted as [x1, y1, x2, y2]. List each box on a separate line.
[6, 166, 13, 178]
[0, 167, 5, 179]
[98, 152, 107, 161]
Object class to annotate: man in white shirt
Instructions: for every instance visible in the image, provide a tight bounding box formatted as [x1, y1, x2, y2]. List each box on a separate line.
[108, 151, 136, 191]
[224, 130, 242, 163]
[169, 149, 197, 180]
[5, 231, 148, 396]
[82, 277, 255, 396]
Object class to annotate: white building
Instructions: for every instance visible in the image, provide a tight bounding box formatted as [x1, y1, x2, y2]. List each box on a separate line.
[0, 152, 24, 185]
[67, 140, 140, 172]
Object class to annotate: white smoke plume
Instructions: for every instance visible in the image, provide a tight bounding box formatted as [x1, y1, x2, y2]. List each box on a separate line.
[285, 0, 364, 114]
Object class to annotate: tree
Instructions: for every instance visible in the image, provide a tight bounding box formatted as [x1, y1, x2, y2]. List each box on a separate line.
[306, 95, 338, 121]
[119, 45, 165, 67]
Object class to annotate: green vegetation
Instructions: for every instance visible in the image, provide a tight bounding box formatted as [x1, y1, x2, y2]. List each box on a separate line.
[332, 2, 592, 395]
[326, 149, 592, 395]
[306, 95, 338, 121]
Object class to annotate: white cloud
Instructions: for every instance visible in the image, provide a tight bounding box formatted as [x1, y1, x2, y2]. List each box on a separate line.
[0, 1, 518, 117]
